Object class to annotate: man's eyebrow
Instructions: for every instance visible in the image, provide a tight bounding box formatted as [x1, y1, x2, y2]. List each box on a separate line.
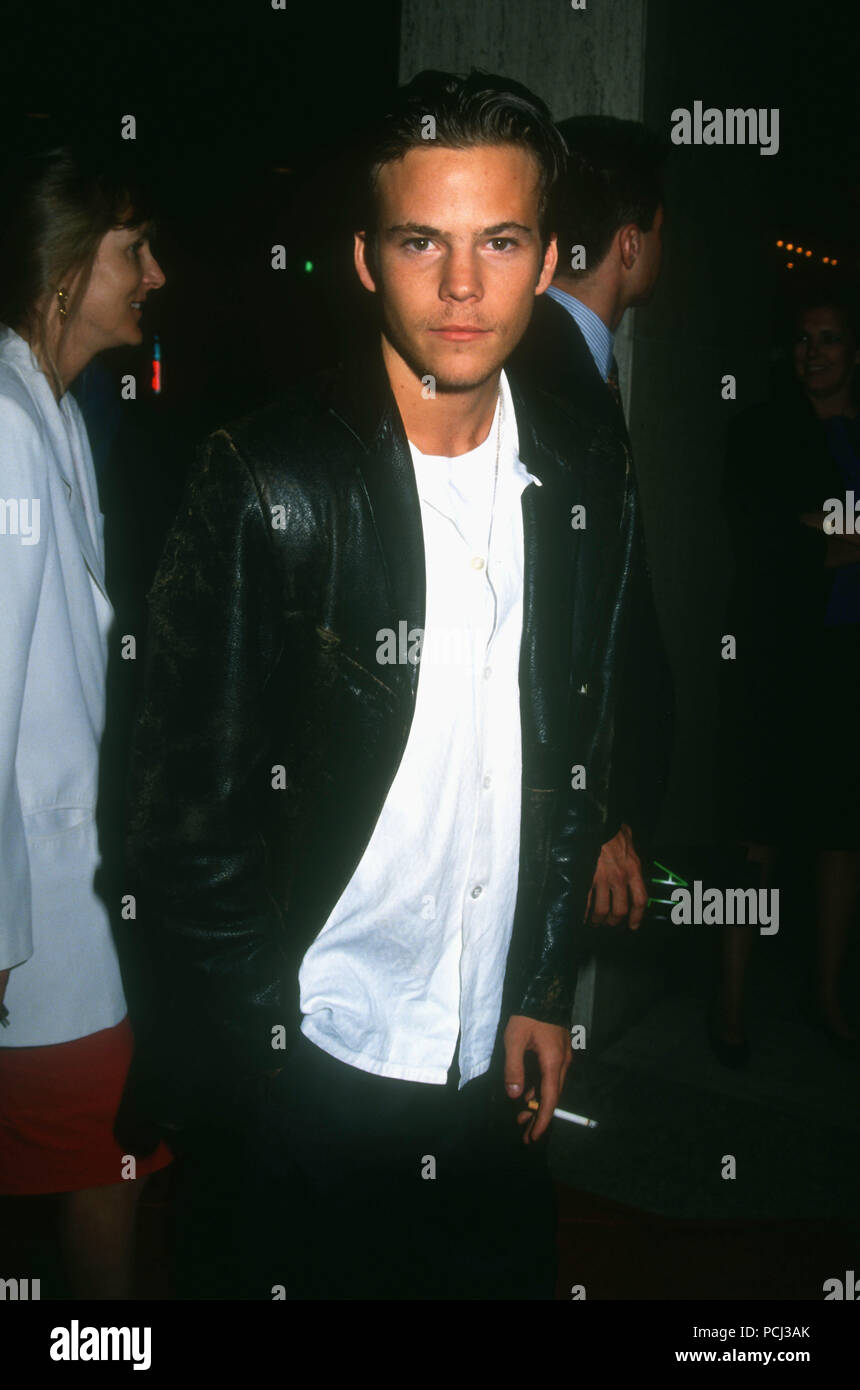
[384, 221, 535, 239]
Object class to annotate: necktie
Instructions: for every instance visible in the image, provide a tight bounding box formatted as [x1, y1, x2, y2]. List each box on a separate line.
[606, 355, 623, 412]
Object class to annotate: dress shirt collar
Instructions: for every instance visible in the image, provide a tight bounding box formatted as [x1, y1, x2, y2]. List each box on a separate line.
[408, 369, 542, 495]
[544, 285, 615, 382]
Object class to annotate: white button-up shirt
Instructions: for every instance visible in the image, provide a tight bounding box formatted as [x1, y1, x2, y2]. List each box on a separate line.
[298, 369, 541, 1087]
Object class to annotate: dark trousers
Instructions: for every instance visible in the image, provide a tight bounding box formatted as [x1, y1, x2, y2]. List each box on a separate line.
[238, 1033, 557, 1300]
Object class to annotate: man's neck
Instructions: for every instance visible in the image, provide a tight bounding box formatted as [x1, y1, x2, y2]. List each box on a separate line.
[551, 273, 626, 335]
[381, 335, 501, 457]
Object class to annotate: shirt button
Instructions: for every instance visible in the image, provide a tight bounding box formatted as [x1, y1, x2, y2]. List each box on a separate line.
[483, 666, 492, 680]
[471, 556, 485, 570]
[470, 885, 483, 899]
[482, 775, 492, 789]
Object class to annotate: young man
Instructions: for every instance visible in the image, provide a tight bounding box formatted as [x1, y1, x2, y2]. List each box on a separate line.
[511, 116, 674, 932]
[124, 72, 642, 1300]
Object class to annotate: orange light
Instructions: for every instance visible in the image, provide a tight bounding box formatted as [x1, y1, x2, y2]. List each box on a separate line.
[832, 258, 839, 267]
[776, 239, 784, 247]
[823, 256, 830, 263]
[786, 261, 794, 269]
[805, 249, 812, 257]
[786, 243, 794, 251]
[796, 246, 804, 254]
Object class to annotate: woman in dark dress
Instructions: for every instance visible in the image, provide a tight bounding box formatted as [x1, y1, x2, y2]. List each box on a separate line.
[713, 287, 860, 1060]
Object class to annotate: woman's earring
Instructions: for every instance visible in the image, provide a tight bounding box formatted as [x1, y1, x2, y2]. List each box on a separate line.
[57, 287, 69, 322]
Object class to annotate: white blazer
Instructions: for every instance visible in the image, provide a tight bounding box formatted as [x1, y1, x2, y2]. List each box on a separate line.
[0, 326, 126, 1046]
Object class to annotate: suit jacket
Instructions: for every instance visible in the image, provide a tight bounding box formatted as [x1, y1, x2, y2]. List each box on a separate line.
[0, 326, 126, 1046]
[509, 293, 674, 850]
[124, 332, 641, 1129]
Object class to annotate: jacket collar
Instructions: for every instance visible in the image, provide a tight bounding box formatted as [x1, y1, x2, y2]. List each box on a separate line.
[323, 326, 561, 482]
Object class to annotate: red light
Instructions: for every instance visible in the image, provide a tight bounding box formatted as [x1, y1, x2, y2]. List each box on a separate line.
[151, 360, 161, 394]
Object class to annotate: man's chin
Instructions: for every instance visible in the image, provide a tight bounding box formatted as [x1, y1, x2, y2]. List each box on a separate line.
[417, 349, 507, 395]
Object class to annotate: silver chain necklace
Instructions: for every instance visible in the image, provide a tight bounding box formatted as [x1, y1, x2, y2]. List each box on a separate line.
[485, 383, 503, 562]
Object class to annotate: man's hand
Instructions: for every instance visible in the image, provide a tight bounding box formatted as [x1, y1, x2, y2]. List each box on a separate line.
[585, 823, 648, 929]
[503, 1015, 572, 1145]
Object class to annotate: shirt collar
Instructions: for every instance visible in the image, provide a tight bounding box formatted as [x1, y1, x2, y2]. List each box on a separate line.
[544, 284, 615, 382]
[409, 368, 542, 496]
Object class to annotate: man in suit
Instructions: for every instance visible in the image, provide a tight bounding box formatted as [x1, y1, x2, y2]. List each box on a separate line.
[124, 71, 644, 1300]
[510, 116, 674, 934]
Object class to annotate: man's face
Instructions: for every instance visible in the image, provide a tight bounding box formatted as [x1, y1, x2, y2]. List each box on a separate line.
[793, 306, 859, 402]
[354, 143, 557, 392]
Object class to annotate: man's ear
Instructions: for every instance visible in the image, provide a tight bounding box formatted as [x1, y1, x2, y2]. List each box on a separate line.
[618, 223, 641, 271]
[354, 231, 378, 293]
[535, 233, 558, 294]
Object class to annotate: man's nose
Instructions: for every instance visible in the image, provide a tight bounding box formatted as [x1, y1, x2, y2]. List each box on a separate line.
[439, 249, 481, 300]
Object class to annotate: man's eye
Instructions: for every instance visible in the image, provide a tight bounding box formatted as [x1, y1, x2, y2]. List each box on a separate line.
[489, 237, 516, 251]
[403, 237, 431, 251]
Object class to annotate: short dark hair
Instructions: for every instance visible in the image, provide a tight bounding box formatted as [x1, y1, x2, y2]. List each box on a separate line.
[355, 68, 568, 276]
[554, 116, 667, 279]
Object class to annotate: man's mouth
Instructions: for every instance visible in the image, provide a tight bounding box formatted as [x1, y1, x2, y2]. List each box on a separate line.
[429, 325, 490, 339]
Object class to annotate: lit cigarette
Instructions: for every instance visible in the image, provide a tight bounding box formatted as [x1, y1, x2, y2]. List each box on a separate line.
[527, 1099, 598, 1128]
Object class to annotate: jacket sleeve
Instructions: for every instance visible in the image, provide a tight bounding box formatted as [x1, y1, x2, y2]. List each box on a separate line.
[124, 427, 288, 1129]
[604, 482, 674, 851]
[512, 465, 639, 1027]
[0, 398, 48, 975]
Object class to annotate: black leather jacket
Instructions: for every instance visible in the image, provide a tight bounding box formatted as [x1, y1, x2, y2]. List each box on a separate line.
[124, 335, 639, 1128]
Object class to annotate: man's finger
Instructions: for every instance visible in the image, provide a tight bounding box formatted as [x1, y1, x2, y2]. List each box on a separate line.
[605, 876, 630, 925]
[628, 867, 649, 930]
[525, 1052, 563, 1144]
[589, 872, 611, 923]
[503, 1037, 526, 1098]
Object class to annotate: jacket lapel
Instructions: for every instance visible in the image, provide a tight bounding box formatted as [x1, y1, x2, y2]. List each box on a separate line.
[326, 338, 426, 701]
[511, 377, 573, 789]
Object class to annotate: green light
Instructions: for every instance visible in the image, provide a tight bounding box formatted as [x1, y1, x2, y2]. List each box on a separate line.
[646, 860, 689, 909]
[304, 260, 314, 273]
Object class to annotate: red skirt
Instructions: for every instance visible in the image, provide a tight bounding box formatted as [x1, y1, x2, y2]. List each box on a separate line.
[0, 1016, 173, 1195]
